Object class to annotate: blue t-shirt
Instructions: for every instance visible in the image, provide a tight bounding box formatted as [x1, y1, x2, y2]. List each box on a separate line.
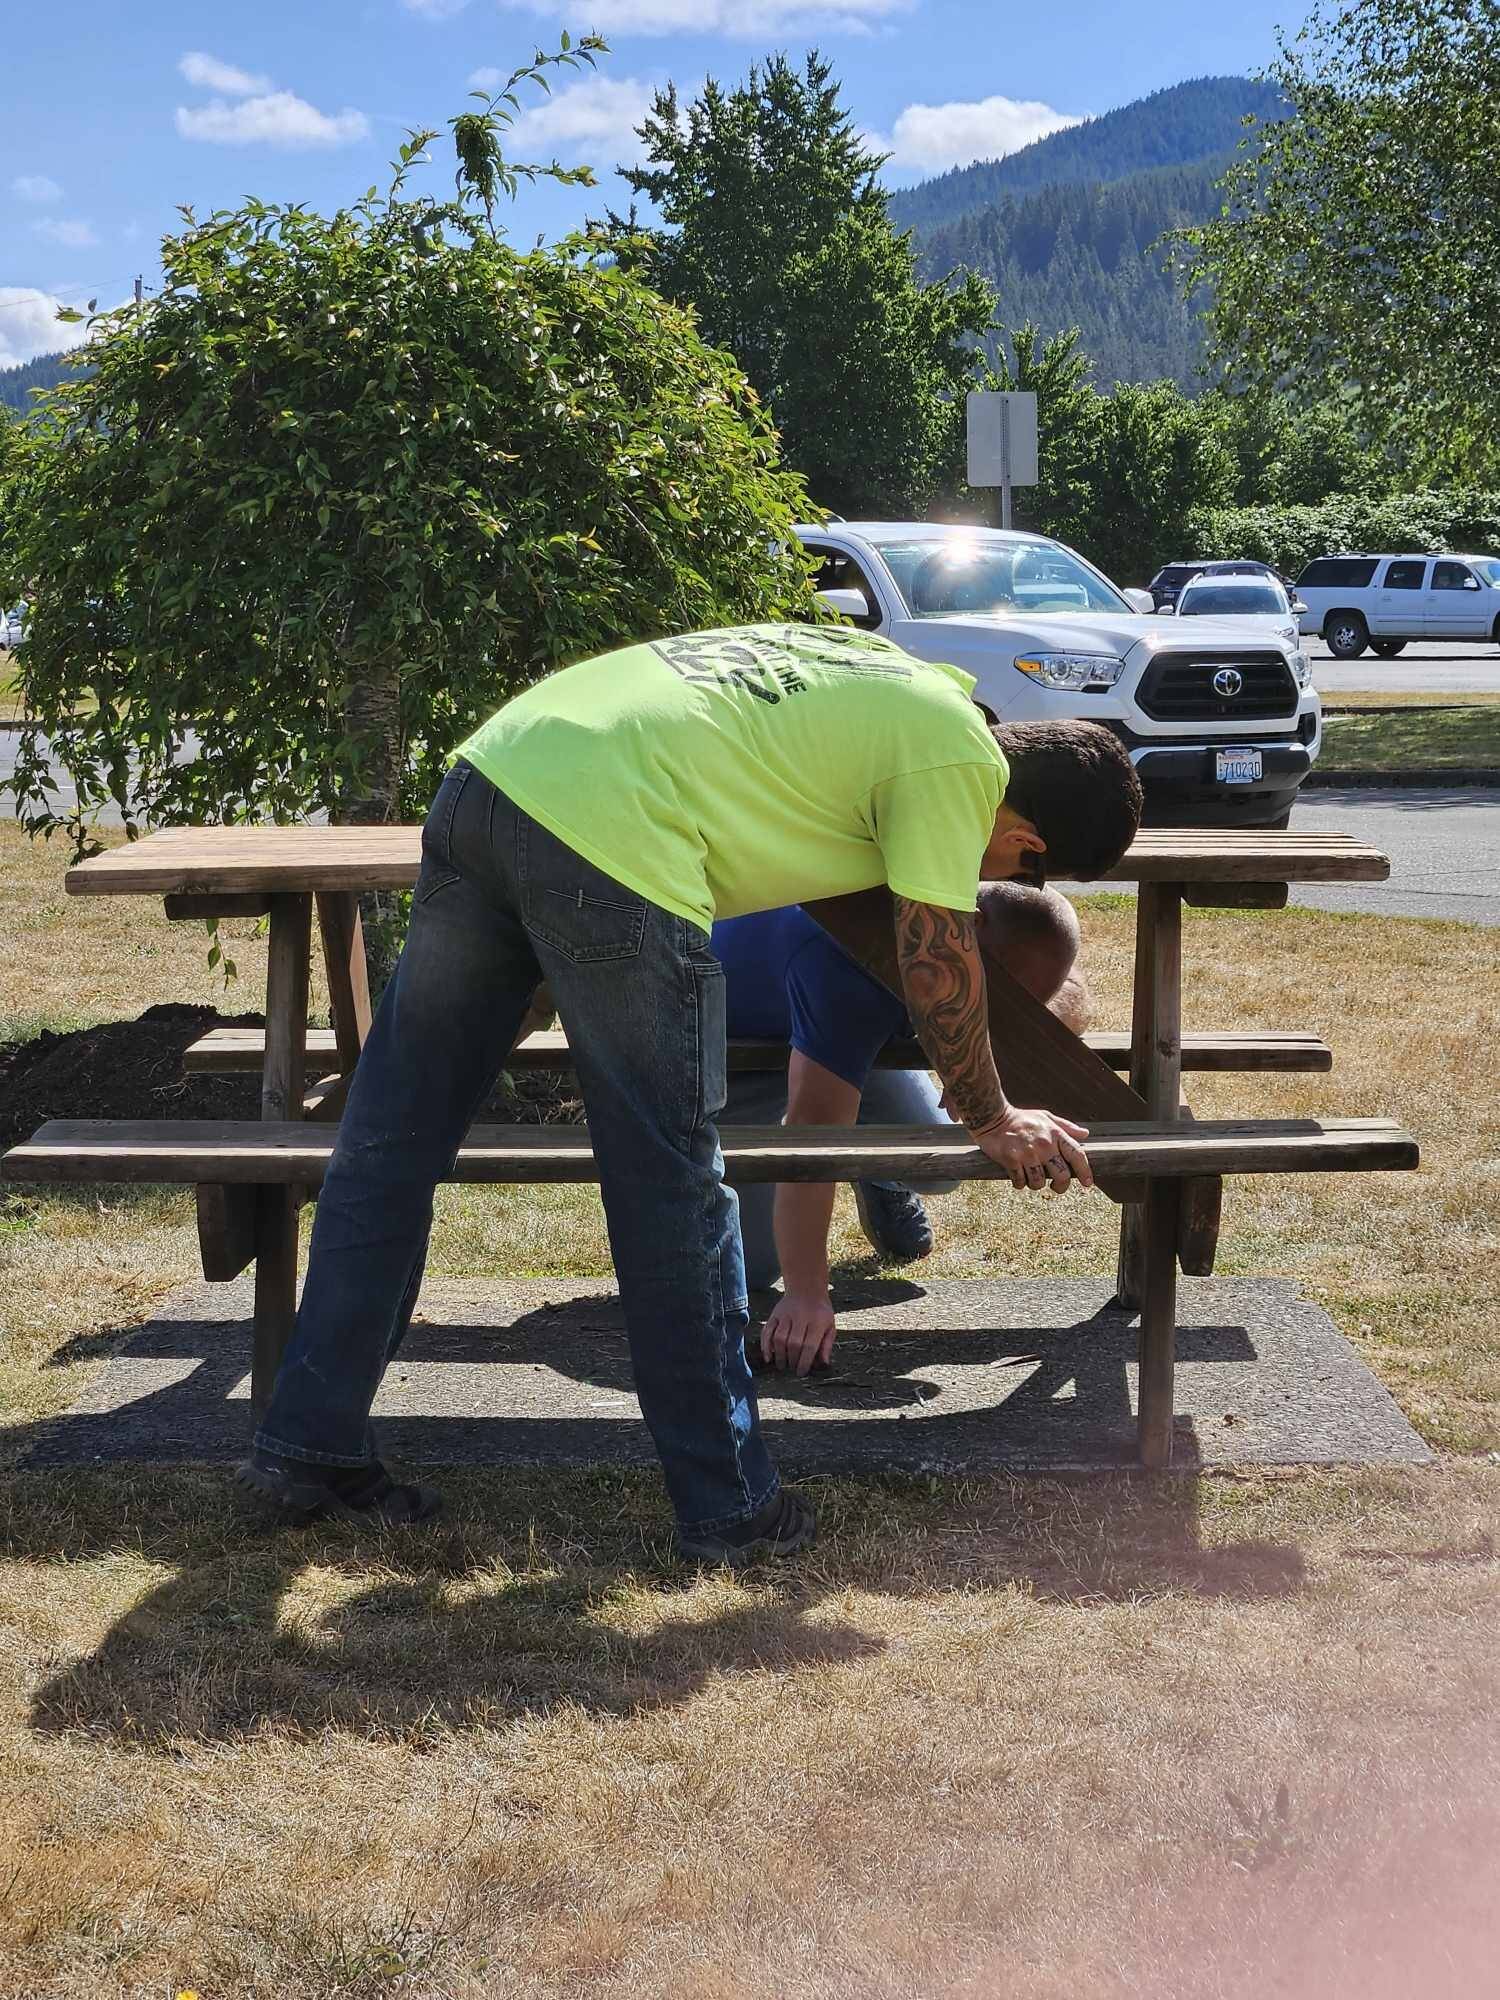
[711, 905, 909, 1090]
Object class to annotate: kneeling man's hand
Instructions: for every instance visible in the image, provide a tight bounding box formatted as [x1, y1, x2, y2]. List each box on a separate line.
[971, 1105, 1092, 1193]
[761, 1291, 838, 1375]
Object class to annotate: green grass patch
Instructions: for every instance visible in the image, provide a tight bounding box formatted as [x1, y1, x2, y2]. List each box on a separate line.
[1319, 702, 1500, 770]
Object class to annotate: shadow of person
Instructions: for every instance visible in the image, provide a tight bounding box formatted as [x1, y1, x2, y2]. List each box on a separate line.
[13, 1445, 1305, 1759]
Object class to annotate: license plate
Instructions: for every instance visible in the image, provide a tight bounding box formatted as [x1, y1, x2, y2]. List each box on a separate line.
[1216, 747, 1263, 784]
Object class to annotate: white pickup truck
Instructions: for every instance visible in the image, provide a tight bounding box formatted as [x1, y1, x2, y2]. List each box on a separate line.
[1295, 552, 1500, 658]
[797, 521, 1322, 829]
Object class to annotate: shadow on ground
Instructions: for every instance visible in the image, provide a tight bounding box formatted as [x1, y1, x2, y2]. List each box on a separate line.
[3, 1453, 1306, 1756]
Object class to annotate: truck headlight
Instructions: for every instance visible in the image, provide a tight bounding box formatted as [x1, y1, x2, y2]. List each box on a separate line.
[1012, 653, 1125, 692]
[1292, 648, 1312, 688]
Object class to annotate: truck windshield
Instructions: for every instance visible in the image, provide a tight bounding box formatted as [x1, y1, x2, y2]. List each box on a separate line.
[1472, 559, 1500, 587]
[874, 538, 1130, 618]
[1179, 584, 1284, 616]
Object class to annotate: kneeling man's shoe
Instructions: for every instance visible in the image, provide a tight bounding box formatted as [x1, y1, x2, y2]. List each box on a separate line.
[235, 1450, 442, 1527]
[853, 1182, 934, 1265]
[677, 1486, 817, 1565]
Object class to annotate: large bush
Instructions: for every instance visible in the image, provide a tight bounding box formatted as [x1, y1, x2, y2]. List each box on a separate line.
[0, 46, 818, 852]
[1187, 490, 1500, 577]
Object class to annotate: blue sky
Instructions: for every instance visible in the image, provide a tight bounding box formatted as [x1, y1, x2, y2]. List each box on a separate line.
[3, 0, 1299, 367]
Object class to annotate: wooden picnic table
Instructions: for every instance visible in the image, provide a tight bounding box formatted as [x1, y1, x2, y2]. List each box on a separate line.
[61, 822, 1393, 1466]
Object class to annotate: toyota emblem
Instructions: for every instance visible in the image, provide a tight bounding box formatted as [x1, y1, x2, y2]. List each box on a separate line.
[1212, 667, 1245, 697]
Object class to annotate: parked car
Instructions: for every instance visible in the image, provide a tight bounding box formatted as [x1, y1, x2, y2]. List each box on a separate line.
[0, 604, 25, 648]
[797, 522, 1321, 829]
[1174, 572, 1309, 663]
[1294, 551, 1500, 658]
[1147, 557, 1299, 612]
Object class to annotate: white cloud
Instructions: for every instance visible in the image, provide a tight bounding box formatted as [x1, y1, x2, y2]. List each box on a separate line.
[498, 0, 907, 36]
[509, 75, 656, 165]
[176, 90, 370, 149]
[0, 288, 92, 370]
[178, 51, 273, 96]
[878, 93, 1084, 172]
[32, 218, 100, 249]
[468, 66, 504, 88]
[12, 174, 63, 205]
[403, 0, 471, 15]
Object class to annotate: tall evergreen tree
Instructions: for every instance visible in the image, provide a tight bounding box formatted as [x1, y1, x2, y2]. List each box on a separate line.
[612, 53, 996, 516]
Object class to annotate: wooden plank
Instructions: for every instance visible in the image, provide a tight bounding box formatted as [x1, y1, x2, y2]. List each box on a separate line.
[302, 1073, 352, 1122]
[183, 1023, 1335, 1077]
[1, 1117, 1421, 1185]
[252, 1186, 298, 1411]
[196, 1184, 258, 1282]
[1134, 884, 1184, 1120]
[1137, 1178, 1182, 1469]
[261, 896, 311, 1123]
[163, 892, 274, 921]
[64, 823, 1393, 897]
[315, 892, 372, 1072]
[1181, 883, 1290, 910]
[800, 886, 1152, 1126]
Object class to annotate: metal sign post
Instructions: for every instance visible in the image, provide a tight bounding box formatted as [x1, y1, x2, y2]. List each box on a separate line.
[966, 390, 1039, 530]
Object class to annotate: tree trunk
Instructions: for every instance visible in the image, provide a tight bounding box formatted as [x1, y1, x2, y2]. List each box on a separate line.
[336, 650, 406, 999]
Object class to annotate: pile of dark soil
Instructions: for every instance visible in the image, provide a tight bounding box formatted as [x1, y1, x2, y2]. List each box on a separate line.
[0, 1004, 581, 1157]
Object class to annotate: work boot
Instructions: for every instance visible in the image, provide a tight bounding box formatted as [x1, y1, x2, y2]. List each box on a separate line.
[853, 1182, 934, 1265]
[235, 1450, 442, 1527]
[676, 1486, 817, 1565]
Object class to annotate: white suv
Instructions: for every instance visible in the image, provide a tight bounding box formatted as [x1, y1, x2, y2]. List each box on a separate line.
[1295, 552, 1500, 658]
[797, 522, 1321, 829]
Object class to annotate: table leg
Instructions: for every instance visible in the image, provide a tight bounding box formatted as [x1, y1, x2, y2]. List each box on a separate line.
[1116, 883, 1183, 1309]
[316, 891, 373, 1075]
[1137, 1177, 1182, 1469]
[250, 895, 313, 1407]
[252, 1186, 299, 1412]
[262, 895, 312, 1121]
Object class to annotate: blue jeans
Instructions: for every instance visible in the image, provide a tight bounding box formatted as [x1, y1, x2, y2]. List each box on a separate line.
[255, 762, 776, 1537]
[723, 1067, 960, 1288]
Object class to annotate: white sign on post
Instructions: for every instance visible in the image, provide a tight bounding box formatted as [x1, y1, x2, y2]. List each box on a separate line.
[966, 390, 1038, 530]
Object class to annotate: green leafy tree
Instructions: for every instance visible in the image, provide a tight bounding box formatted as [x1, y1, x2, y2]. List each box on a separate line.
[1072, 380, 1239, 581]
[0, 42, 817, 873]
[1181, 0, 1500, 483]
[612, 52, 997, 516]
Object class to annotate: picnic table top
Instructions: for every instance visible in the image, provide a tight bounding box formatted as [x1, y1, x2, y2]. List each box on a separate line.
[63, 823, 1393, 895]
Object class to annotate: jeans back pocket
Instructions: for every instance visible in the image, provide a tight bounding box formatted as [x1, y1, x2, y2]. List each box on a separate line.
[518, 813, 648, 963]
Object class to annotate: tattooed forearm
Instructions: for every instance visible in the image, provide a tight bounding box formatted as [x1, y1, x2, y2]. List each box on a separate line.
[893, 897, 1008, 1136]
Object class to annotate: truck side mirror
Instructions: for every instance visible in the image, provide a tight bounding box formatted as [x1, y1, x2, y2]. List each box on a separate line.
[816, 587, 873, 620]
[1123, 587, 1156, 614]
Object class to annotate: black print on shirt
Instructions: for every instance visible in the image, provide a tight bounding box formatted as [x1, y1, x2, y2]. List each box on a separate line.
[652, 628, 912, 705]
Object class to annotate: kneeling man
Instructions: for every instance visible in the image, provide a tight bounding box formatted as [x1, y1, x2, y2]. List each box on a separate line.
[716, 884, 1090, 1375]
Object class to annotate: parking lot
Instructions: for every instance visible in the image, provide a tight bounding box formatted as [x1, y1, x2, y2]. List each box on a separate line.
[1308, 635, 1500, 694]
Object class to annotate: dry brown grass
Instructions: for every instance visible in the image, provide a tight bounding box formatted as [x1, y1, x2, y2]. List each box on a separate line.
[2, 818, 1499, 1998]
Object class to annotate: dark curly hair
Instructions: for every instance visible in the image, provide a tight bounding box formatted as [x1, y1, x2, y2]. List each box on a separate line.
[991, 720, 1143, 879]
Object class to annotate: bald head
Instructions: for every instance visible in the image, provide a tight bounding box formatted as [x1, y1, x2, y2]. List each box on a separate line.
[973, 882, 1082, 1006]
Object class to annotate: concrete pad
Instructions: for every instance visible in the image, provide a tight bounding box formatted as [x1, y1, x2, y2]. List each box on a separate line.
[23, 1275, 1432, 1473]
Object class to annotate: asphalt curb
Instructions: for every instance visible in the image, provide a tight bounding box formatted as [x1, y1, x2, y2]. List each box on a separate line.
[1304, 767, 1500, 788]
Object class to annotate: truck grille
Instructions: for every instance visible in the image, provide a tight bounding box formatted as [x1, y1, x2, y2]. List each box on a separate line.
[1137, 649, 1298, 723]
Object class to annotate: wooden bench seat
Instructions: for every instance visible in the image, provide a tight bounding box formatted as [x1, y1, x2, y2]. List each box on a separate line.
[183, 1025, 1336, 1077]
[1, 1113, 1418, 1467]
[5, 1116, 1416, 1185]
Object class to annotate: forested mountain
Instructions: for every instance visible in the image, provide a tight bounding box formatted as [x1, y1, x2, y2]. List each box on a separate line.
[889, 76, 1286, 390]
[0, 350, 76, 412]
[914, 158, 1225, 388]
[888, 76, 1283, 231]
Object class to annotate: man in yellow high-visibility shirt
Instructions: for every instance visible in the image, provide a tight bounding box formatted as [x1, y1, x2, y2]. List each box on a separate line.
[239, 624, 1142, 1561]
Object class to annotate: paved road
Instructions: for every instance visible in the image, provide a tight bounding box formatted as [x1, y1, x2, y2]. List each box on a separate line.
[1307, 637, 1500, 695]
[1287, 785, 1500, 924]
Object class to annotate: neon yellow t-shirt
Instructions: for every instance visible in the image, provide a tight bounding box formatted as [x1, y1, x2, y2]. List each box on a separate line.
[456, 624, 1008, 934]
